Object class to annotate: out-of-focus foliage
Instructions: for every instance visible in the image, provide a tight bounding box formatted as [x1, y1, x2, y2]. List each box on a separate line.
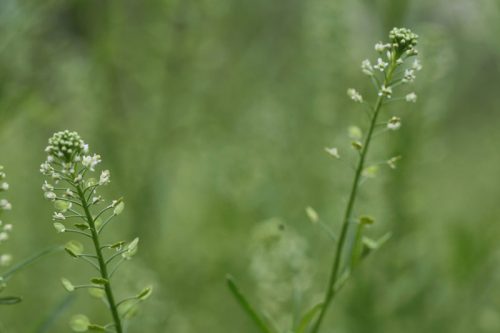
[0, 0, 499, 332]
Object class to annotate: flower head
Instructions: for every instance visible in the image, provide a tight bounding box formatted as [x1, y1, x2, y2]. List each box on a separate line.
[387, 117, 402, 130]
[45, 130, 86, 163]
[389, 27, 418, 56]
[406, 92, 417, 103]
[347, 88, 363, 103]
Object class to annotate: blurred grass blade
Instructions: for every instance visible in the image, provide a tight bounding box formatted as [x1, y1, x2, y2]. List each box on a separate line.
[1, 246, 62, 281]
[226, 274, 275, 333]
[0, 296, 22, 305]
[35, 294, 76, 333]
[296, 302, 323, 333]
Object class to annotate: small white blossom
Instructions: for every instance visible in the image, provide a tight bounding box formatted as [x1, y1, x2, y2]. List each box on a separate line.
[0, 232, 8, 241]
[361, 59, 373, 76]
[0, 199, 12, 210]
[347, 88, 363, 103]
[402, 69, 416, 83]
[40, 162, 52, 175]
[99, 170, 111, 185]
[0, 182, 8, 191]
[92, 196, 102, 204]
[378, 85, 393, 98]
[0, 254, 12, 266]
[82, 154, 101, 171]
[65, 188, 74, 197]
[373, 58, 388, 72]
[412, 59, 422, 71]
[42, 181, 54, 192]
[374, 42, 390, 52]
[74, 174, 83, 183]
[3, 224, 12, 231]
[387, 117, 401, 130]
[324, 147, 340, 159]
[406, 92, 417, 103]
[44, 191, 57, 201]
[53, 212, 66, 221]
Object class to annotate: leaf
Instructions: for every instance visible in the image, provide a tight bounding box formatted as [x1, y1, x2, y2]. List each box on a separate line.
[296, 302, 324, 333]
[0, 296, 22, 305]
[226, 275, 275, 333]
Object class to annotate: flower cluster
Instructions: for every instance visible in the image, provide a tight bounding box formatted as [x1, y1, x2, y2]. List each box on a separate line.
[40, 130, 147, 332]
[347, 27, 421, 132]
[0, 166, 13, 267]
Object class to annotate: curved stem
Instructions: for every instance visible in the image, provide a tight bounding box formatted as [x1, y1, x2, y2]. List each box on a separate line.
[310, 59, 398, 333]
[76, 186, 123, 333]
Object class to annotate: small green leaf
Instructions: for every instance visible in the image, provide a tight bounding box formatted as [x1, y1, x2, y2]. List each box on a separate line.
[53, 222, 66, 233]
[137, 286, 153, 300]
[54, 200, 72, 212]
[113, 201, 125, 216]
[0, 296, 22, 305]
[70, 314, 89, 332]
[296, 302, 324, 333]
[74, 223, 89, 231]
[61, 278, 75, 292]
[90, 278, 108, 285]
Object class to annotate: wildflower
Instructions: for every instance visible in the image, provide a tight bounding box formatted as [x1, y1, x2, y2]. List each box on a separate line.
[0, 232, 8, 241]
[3, 224, 12, 231]
[402, 69, 416, 83]
[347, 88, 363, 102]
[42, 181, 54, 192]
[378, 85, 392, 98]
[387, 156, 402, 169]
[373, 58, 388, 72]
[0, 182, 8, 191]
[374, 42, 390, 52]
[406, 92, 417, 103]
[325, 147, 340, 159]
[361, 59, 373, 76]
[389, 27, 419, 55]
[82, 154, 101, 171]
[412, 59, 422, 71]
[387, 117, 402, 130]
[53, 212, 66, 221]
[0, 199, 12, 210]
[44, 192, 57, 201]
[99, 170, 111, 185]
[0, 254, 12, 266]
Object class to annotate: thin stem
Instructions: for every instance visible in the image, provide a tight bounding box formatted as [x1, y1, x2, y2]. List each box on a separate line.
[76, 186, 123, 333]
[310, 58, 398, 333]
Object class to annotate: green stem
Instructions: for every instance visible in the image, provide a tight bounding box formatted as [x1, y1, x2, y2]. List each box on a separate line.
[76, 186, 123, 333]
[310, 59, 397, 333]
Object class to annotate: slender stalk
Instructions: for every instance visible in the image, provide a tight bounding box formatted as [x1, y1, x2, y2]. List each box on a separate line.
[76, 186, 123, 333]
[310, 59, 397, 333]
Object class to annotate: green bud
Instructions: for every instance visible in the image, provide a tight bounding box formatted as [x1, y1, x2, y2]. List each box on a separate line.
[137, 286, 153, 300]
[53, 222, 66, 233]
[305, 206, 319, 224]
[351, 141, 363, 151]
[122, 238, 139, 259]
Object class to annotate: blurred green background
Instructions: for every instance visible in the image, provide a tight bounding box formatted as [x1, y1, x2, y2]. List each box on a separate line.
[1, 0, 500, 332]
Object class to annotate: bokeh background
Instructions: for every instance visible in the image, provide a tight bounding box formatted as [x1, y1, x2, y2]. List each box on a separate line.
[1, 0, 500, 332]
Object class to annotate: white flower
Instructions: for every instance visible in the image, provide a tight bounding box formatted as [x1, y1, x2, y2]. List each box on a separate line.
[74, 174, 83, 183]
[406, 92, 417, 103]
[361, 59, 373, 76]
[99, 170, 111, 185]
[412, 59, 422, 71]
[83, 144, 89, 153]
[42, 181, 54, 192]
[402, 69, 416, 83]
[374, 42, 390, 52]
[3, 224, 12, 231]
[0, 232, 8, 241]
[53, 212, 66, 221]
[82, 154, 101, 171]
[65, 189, 74, 197]
[44, 191, 57, 201]
[373, 58, 388, 72]
[40, 162, 52, 175]
[0, 182, 8, 191]
[0, 254, 12, 266]
[347, 88, 363, 103]
[0, 199, 12, 210]
[324, 147, 340, 159]
[387, 117, 401, 130]
[378, 85, 393, 98]
[92, 196, 102, 204]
